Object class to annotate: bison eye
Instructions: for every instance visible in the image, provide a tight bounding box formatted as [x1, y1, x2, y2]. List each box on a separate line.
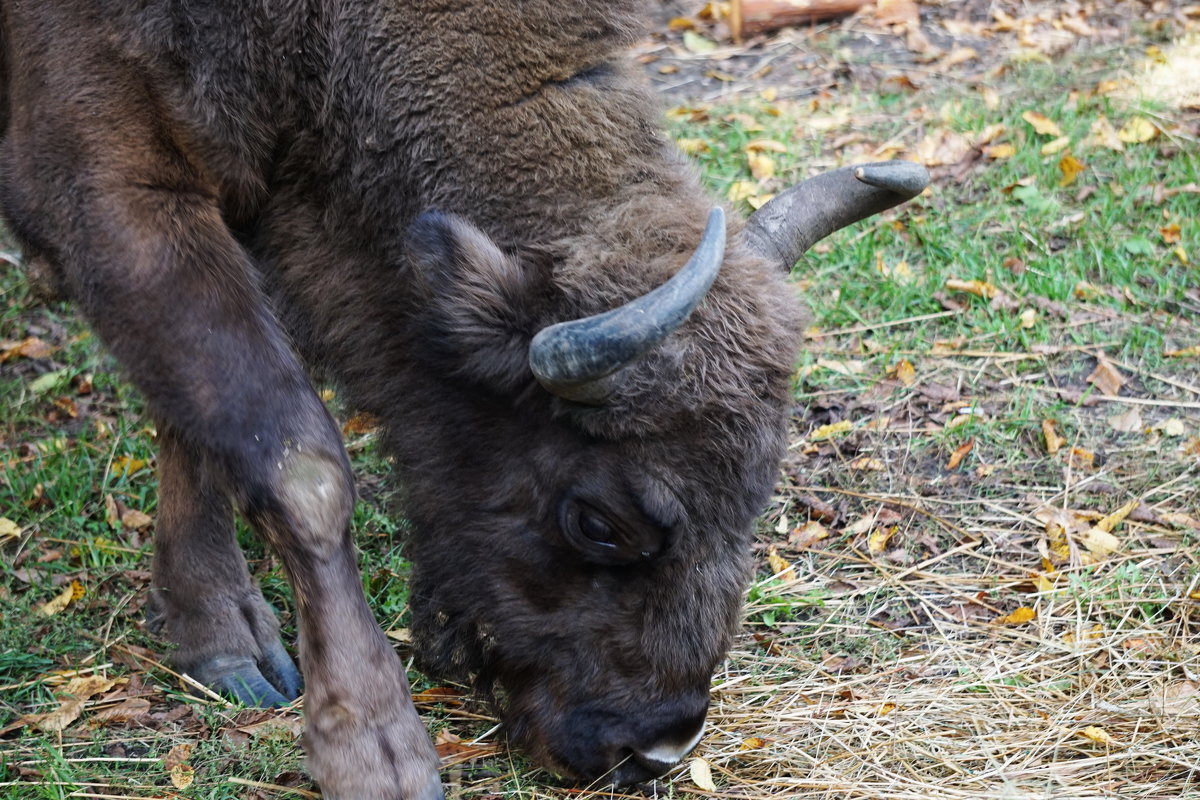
[578, 508, 617, 548]
[560, 498, 662, 565]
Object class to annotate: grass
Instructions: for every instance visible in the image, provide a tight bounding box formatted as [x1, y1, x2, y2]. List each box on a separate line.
[3, 4, 1200, 800]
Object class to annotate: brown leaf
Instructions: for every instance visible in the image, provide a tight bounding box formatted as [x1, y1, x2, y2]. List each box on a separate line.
[1042, 419, 1066, 455]
[91, 697, 152, 725]
[120, 508, 153, 530]
[789, 521, 830, 550]
[946, 438, 974, 470]
[1058, 154, 1086, 186]
[1086, 359, 1125, 396]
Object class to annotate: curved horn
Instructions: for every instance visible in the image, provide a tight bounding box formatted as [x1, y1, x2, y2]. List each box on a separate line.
[529, 208, 726, 404]
[744, 160, 930, 271]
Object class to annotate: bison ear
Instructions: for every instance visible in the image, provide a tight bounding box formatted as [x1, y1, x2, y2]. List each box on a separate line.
[407, 211, 542, 393]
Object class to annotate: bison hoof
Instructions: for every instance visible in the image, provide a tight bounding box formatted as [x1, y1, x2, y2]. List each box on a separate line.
[190, 640, 303, 708]
[305, 711, 444, 800]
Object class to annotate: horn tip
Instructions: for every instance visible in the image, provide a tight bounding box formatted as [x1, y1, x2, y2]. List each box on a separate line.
[853, 161, 930, 198]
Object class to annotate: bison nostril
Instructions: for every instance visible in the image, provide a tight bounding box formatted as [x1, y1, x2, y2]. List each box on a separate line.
[633, 720, 706, 775]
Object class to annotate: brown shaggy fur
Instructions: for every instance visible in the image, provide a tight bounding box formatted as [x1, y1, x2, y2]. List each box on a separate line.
[0, 2, 804, 798]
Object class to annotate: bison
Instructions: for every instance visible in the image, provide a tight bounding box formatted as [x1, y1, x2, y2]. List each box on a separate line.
[0, 1, 927, 798]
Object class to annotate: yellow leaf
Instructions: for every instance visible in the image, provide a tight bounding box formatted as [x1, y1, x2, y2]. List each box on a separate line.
[170, 763, 195, 790]
[111, 455, 149, 477]
[790, 521, 829, 549]
[849, 457, 886, 472]
[1068, 447, 1095, 470]
[40, 580, 85, 617]
[868, 526, 896, 556]
[727, 180, 757, 203]
[386, 628, 413, 643]
[1078, 726, 1117, 745]
[1058, 154, 1086, 186]
[689, 757, 717, 791]
[945, 278, 997, 299]
[746, 193, 774, 210]
[676, 138, 710, 155]
[0, 517, 19, 544]
[980, 86, 1000, 110]
[740, 736, 767, 750]
[1173, 245, 1188, 265]
[811, 420, 853, 440]
[996, 606, 1036, 625]
[766, 546, 794, 579]
[1080, 526, 1121, 557]
[1042, 419, 1066, 455]
[1040, 136, 1072, 155]
[1019, 307, 1037, 328]
[1022, 110, 1063, 137]
[668, 16, 696, 31]
[1118, 116, 1158, 144]
[893, 359, 916, 386]
[1096, 500, 1139, 533]
[747, 152, 776, 181]
[1165, 345, 1200, 358]
[984, 143, 1015, 159]
[1160, 223, 1181, 244]
[745, 138, 787, 153]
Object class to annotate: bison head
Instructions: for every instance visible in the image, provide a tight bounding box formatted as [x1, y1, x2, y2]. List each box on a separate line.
[395, 163, 927, 784]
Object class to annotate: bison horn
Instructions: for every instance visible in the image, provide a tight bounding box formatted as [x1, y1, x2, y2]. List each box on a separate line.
[744, 160, 930, 271]
[529, 208, 726, 404]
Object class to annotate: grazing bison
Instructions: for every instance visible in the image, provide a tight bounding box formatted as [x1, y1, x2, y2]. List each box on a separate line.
[0, 1, 927, 798]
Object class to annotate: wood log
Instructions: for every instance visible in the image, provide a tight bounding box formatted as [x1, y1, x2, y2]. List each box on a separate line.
[730, 0, 871, 41]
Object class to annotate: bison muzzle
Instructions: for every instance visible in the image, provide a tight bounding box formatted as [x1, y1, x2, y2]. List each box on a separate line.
[0, 1, 927, 798]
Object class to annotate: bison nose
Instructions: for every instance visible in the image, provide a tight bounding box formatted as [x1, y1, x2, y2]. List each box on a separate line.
[609, 716, 707, 785]
[633, 719, 706, 773]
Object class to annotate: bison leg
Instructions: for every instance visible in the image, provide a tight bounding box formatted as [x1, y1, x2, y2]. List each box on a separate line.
[148, 426, 302, 707]
[0, 47, 441, 800]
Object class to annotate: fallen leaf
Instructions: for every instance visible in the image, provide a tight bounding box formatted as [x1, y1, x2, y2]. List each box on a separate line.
[681, 30, 717, 54]
[727, 180, 757, 203]
[1165, 345, 1200, 358]
[1078, 726, 1117, 745]
[91, 697, 152, 725]
[1068, 447, 1095, 470]
[39, 580, 85, 616]
[111, 456, 150, 477]
[747, 152, 775, 180]
[1108, 407, 1143, 433]
[868, 526, 897, 556]
[163, 743, 193, 771]
[1154, 418, 1186, 437]
[1160, 223, 1182, 244]
[946, 438, 974, 470]
[1096, 500, 1139, 533]
[892, 360, 916, 386]
[1041, 136, 1072, 155]
[1058, 154, 1086, 186]
[689, 757, 717, 791]
[1086, 359, 1125, 397]
[874, 0, 920, 27]
[766, 546, 794, 580]
[0, 517, 19, 544]
[1019, 307, 1038, 329]
[984, 143, 1015, 159]
[996, 606, 1036, 625]
[120, 508, 153, 530]
[811, 420, 853, 440]
[1042, 419, 1067, 455]
[30, 675, 120, 733]
[170, 764, 195, 790]
[1022, 110, 1063, 136]
[1080, 526, 1121, 557]
[945, 278, 997, 299]
[740, 736, 767, 751]
[849, 457, 886, 472]
[789, 521, 829, 550]
[1083, 115, 1124, 151]
[1118, 116, 1158, 144]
